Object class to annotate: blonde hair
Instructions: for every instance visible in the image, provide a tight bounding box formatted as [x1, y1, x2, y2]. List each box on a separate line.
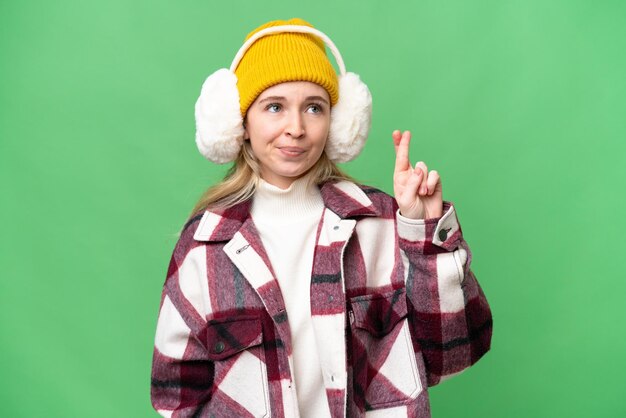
[189, 141, 355, 218]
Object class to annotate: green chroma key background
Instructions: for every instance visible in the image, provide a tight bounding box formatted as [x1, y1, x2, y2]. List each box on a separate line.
[1, 0, 625, 416]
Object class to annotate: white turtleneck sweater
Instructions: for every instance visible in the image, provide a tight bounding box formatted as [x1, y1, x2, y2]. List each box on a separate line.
[250, 175, 331, 418]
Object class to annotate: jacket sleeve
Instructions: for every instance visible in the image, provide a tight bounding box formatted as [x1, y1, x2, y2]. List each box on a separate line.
[396, 201, 493, 387]
[150, 235, 213, 417]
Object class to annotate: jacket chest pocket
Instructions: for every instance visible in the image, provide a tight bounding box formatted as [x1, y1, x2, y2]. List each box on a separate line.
[348, 288, 423, 412]
[206, 316, 270, 418]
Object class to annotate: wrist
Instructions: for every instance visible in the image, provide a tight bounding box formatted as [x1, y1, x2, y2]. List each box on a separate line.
[398, 209, 424, 220]
[399, 207, 442, 221]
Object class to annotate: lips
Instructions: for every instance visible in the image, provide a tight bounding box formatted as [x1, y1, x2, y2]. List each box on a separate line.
[278, 146, 306, 157]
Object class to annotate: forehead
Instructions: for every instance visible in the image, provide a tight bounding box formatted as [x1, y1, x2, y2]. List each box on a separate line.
[257, 81, 329, 100]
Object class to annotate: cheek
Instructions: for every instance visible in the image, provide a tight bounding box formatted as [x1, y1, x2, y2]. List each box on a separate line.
[248, 126, 275, 150]
[319, 117, 331, 140]
[315, 126, 331, 149]
[315, 137, 328, 153]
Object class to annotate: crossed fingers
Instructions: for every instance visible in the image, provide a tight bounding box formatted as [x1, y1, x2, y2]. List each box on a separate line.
[392, 130, 440, 196]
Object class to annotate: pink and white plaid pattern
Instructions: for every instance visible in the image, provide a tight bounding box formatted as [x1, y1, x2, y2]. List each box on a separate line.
[151, 181, 492, 417]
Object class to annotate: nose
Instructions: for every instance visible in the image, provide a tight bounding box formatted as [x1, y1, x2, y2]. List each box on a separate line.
[285, 112, 305, 139]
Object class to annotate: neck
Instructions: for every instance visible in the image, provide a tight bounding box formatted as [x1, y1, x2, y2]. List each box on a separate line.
[251, 173, 324, 222]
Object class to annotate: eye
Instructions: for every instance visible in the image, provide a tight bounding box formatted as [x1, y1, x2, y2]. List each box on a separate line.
[307, 103, 325, 114]
[265, 103, 282, 113]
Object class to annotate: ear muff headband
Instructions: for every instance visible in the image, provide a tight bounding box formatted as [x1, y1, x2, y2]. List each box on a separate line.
[229, 25, 347, 76]
[194, 24, 372, 164]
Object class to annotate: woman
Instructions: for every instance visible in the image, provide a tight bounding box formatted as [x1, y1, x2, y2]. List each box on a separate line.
[151, 18, 492, 418]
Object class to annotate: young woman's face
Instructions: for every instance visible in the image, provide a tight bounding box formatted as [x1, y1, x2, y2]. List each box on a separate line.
[244, 81, 331, 189]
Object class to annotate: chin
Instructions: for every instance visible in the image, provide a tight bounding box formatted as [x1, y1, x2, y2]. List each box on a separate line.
[278, 170, 307, 180]
[276, 164, 312, 178]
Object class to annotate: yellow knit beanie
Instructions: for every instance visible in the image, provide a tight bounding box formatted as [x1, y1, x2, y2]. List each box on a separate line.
[234, 18, 339, 116]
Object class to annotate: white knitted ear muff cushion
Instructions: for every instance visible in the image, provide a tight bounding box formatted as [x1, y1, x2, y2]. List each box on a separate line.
[195, 68, 244, 164]
[326, 72, 373, 163]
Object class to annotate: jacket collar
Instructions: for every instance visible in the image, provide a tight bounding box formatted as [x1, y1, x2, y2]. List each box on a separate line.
[319, 180, 380, 219]
[193, 180, 380, 242]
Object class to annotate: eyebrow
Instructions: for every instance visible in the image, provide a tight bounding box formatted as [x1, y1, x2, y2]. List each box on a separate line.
[258, 95, 330, 105]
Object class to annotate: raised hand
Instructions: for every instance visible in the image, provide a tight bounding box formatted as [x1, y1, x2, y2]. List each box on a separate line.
[392, 130, 443, 220]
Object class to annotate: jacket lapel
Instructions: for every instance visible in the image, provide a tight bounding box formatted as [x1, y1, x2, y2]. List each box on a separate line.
[222, 218, 294, 357]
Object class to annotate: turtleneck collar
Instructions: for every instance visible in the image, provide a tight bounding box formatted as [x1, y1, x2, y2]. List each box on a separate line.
[251, 173, 325, 224]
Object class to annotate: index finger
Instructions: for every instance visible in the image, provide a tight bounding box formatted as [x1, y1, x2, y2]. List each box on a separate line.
[394, 130, 412, 173]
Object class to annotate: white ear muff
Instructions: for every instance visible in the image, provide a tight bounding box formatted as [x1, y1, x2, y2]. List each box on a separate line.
[326, 72, 372, 163]
[194, 25, 372, 164]
[194, 68, 244, 164]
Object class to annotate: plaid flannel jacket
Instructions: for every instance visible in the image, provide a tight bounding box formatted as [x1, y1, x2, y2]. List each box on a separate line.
[151, 180, 492, 417]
